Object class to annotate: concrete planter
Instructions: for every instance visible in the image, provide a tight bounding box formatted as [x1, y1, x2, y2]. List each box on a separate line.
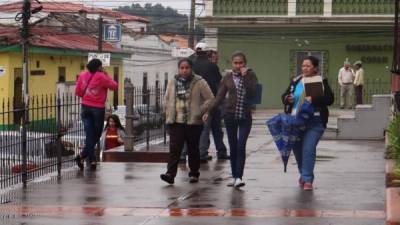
[386, 159, 400, 225]
[386, 160, 400, 188]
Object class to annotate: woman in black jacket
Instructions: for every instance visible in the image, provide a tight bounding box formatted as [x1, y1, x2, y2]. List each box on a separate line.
[281, 56, 334, 190]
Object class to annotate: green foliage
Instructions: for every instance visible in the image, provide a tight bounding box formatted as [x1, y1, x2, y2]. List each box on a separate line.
[116, 3, 204, 39]
[387, 114, 400, 168]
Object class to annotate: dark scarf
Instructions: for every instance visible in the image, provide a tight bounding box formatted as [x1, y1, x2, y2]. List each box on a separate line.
[233, 72, 245, 119]
[175, 74, 193, 99]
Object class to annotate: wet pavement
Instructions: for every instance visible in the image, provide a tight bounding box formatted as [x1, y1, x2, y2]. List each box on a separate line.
[0, 111, 386, 225]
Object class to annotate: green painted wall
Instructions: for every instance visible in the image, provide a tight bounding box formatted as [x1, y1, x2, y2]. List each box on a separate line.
[217, 27, 393, 108]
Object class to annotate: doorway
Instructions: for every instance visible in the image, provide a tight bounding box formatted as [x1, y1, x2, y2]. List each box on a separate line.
[13, 68, 23, 125]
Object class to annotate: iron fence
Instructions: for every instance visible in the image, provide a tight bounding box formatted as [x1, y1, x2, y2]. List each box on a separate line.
[327, 77, 391, 107]
[0, 83, 168, 189]
[123, 80, 168, 151]
[0, 94, 83, 190]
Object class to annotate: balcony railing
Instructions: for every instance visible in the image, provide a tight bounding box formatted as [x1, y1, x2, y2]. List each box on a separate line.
[212, 0, 395, 16]
[213, 0, 288, 16]
[297, 0, 324, 15]
[332, 0, 394, 15]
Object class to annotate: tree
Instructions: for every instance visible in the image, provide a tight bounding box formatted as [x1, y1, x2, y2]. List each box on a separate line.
[116, 3, 204, 40]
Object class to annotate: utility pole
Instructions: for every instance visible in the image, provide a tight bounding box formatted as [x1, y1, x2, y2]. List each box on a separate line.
[189, 0, 196, 49]
[98, 16, 103, 52]
[22, 0, 30, 100]
[20, 0, 31, 188]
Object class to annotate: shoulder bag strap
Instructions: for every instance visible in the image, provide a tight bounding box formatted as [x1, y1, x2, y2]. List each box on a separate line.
[82, 73, 96, 97]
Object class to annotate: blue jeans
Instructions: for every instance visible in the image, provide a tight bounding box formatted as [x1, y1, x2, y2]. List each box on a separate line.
[199, 109, 228, 158]
[293, 116, 325, 184]
[224, 114, 252, 179]
[81, 105, 105, 162]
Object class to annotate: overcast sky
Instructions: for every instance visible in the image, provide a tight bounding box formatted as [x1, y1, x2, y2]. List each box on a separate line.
[0, 0, 192, 14]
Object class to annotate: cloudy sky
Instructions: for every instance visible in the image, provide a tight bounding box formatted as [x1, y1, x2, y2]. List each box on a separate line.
[0, 0, 192, 14]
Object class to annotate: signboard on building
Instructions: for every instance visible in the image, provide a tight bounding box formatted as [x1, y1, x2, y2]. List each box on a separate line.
[103, 24, 122, 42]
[88, 53, 111, 67]
[171, 48, 195, 58]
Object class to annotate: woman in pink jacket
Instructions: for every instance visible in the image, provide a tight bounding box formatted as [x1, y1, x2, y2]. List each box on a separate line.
[75, 59, 118, 170]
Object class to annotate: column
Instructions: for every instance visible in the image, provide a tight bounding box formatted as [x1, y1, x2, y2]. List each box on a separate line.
[205, 0, 213, 17]
[288, 0, 297, 16]
[204, 28, 218, 50]
[324, 0, 333, 16]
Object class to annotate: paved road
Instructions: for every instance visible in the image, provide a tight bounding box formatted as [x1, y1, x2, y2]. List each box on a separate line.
[0, 114, 386, 225]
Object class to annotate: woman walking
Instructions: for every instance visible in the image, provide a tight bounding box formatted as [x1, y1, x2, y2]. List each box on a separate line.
[160, 58, 214, 184]
[281, 56, 334, 190]
[210, 52, 258, 188]
[75, 59, 118, 170]
[100, 114, 126, 151]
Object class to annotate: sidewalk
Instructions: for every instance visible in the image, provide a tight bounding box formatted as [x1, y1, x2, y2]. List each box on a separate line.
[0, 111, 386, 225]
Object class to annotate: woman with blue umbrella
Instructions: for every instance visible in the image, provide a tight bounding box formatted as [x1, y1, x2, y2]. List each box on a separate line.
[281, 56, 334, 190]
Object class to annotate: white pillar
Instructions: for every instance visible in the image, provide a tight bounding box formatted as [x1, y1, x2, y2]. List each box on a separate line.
[288, 0, 297, 16]
[204, 28, 218, 50]
[324, 0, 333, 16]
[205, 0, 213, 17]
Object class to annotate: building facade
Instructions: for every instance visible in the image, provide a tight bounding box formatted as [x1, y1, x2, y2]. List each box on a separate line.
[201, 0, 394, 108]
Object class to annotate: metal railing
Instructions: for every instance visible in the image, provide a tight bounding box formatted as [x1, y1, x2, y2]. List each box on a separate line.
[0, 80, 170, 189]
[124, 79, 167, 152]
[327, 77, 391, 107]
[0, 94, 83, 190]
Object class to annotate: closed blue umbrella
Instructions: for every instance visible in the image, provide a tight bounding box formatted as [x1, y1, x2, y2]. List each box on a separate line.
[266, 101, 314, 172]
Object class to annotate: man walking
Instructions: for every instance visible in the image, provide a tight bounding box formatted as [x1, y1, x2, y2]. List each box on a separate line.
[338, 60, 355, 109]
[192, 44, 229, 162]
[353, 61, 364, 105]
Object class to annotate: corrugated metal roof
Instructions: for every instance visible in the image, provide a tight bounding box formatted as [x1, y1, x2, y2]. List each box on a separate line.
[0, 25, 123, 53]
[159, 35, 189, 48]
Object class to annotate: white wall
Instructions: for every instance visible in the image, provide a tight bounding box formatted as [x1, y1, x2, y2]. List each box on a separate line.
[124, 21, 147, 33]
[121, 34, 178, 89]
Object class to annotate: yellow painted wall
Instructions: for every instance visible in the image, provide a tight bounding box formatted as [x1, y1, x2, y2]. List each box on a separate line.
[6, 53, 123, 105]
[1, 52, 124, 126]
[0, 53, 10, 101]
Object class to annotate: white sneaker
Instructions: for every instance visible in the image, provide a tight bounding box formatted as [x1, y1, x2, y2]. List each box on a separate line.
[234, 178, 245, 188]
[227, 178, 236, 187]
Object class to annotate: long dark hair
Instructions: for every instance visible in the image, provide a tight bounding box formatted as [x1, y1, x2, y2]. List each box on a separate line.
[86, 58, 102, 74]
[105, 114, 124, 131]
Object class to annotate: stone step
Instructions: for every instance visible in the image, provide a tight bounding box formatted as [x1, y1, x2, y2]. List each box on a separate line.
[102, 144, 169, 163]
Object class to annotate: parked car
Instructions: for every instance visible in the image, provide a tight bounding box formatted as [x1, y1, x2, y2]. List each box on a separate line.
[134, 104, 164, 128]
[113, 106, 144, 136]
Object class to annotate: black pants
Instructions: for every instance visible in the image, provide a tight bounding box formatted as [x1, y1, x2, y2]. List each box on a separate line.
[355, 85, 363, 105]
[167, 123, 203, 178]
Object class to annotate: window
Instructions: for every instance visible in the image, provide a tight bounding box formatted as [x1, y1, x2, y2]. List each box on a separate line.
[291, 51, 328, 78]
[58, 67, 66, 83]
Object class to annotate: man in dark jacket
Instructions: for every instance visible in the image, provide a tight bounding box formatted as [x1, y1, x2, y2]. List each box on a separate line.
[194, 48, 229, 161]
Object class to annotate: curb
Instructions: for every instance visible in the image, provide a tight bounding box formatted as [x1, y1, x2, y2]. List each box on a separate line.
[386, 188, 400, 225]
[386, 159, 400, 225]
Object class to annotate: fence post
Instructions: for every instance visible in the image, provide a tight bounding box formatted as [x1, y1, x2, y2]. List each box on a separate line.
[56, 95, 62, 179]
[155, 79, 160, 114]
[124, 79, 134, 152]
[163, 73, 168, 145]
[21, 98, 28, 188]
[146, 95, 150, 150]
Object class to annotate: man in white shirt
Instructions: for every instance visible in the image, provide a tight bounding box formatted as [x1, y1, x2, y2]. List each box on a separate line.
[353, 61, 364, 105]
[338, 61, 355, 109]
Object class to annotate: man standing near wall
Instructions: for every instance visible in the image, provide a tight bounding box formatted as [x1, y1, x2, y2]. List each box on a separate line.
[353, 61, 364, 105]
[338, 60, 355, 109]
